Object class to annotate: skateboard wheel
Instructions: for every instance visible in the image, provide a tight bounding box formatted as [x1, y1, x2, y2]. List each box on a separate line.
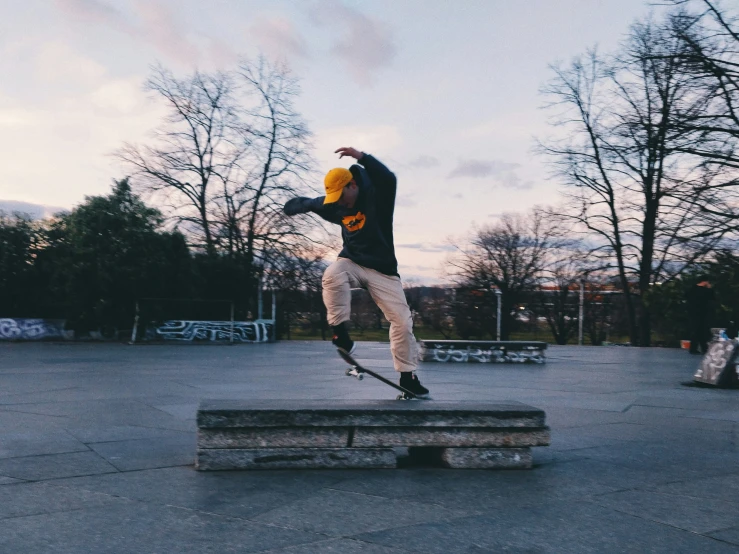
[345, 368, 352, 376]
[357, 374, 364, 380]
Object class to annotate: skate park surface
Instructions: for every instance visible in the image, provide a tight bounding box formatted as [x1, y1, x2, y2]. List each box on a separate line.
[0, 341, 737, 553]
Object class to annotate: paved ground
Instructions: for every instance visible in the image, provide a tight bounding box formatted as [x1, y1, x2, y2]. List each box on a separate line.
[0, 340, 737, 553]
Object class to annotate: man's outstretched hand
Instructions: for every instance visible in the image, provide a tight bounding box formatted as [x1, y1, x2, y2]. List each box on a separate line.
[335, 147, 364, 160]
[284, 197, 310, 216]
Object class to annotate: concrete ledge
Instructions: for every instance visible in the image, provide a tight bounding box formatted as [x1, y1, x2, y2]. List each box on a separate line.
[440, 447, 533, 469]
[196, 400, 549, 470]
[197, 448, 397, 470]
[198, 427, 350, 449]
[198, 400, 546, 429]
[352, 427, 550, 448]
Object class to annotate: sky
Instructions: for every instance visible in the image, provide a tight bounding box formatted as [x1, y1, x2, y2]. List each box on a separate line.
[0, 0, 666, 284]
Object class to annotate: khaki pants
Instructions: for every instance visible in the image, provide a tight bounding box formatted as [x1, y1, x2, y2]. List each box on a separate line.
[322, 258, 418, 372]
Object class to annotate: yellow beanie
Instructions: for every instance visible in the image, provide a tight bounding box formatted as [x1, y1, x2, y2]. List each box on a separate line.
[323, 168, 353, 204]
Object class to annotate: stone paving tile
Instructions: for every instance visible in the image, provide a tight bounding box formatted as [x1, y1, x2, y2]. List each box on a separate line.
[0, 341, 736, 552]
[646, 472, 739, 504]
[628, 393, 739, 410]
[0, 397, 187, 423]
[0, 387, 140, 405]
[149, 402, 199, 419]
[260, 537, 415, 553]
[549, 426, 638, 452]
[563, 441, 739, 481]
[554, 422, 738, 454]
[0, 500, 325, 554]
[251, 488, 475, 537]
[0, 431, 89, 459]
[55, 467, 349, 520]
[590, 489, 739, 534]
[624, 404, 739, 423]
[0, 481, 121, 520]
[709, 526, 739, 547]
[542, 406, 629, 429]
[0, 408, 69, 433]
[62, 424, 193, 443]
[0, 451, 119, 481]
[354, 500, 739, 553]
[530, 447, 589, 465]
[86, 435, 195, 471]
[329, 458, 668, 511]
[619, 410, 739, 432]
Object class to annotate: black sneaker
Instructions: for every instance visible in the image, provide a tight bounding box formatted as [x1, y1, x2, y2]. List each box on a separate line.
[331, 323, 356, 355]
[399, 372, 430, 398]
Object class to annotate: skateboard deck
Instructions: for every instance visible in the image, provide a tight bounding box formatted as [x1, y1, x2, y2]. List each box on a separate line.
[337, 348, 418, 400]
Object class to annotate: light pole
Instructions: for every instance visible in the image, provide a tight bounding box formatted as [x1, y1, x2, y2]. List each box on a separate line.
[578, 279, 584, 346]
[495, 288, 502, 341]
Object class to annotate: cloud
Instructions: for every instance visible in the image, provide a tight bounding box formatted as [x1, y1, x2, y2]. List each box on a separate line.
[315, 124, 402, 159]
[0, 108, 40, 128]
[35, 41, 107, 85]
[397, 243, 456, 253]
[54, 0, 136, 34]
[501, 173, 534, 190]
[205, 38, 240, 68]
[457, 112, 549, 142]
[310, 0, 396, 86]
[249, 15, 310, 61]
[55, 0, 218, 67]
[0, 200, 65, 219]
[0, 71, 165, 208]
[132, 0, 201, 65]
[448, 159, 520, 179]
[446, 158, 534, 190]
[90, 78, 146, 114]
[407, 155, 440, 168]
[395, 193, 417, 208]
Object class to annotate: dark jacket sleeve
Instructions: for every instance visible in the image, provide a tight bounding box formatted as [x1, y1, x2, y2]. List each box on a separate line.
[284, 196, 341, 224]
[359, 154, 397, 192]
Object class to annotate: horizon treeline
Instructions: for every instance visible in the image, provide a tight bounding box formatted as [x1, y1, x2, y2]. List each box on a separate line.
[2, 1, 739, 345]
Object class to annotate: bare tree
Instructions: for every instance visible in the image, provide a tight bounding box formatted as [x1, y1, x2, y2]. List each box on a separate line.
[117, 67, 242, 256]
[534, 247, 589, 345]
[231, 58, 316, 269]
[539, 17, 733, 346]
[446, 210, 561, 340]
[404, 285, 455, 339]
[117, 57, 321, 278]
[262, 246, 329, 339]
[665, 1, 739, 233]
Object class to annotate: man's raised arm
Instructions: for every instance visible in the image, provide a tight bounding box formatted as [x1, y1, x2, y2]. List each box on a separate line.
[335, 146, 396, 190]
[283, 196, 340, 225]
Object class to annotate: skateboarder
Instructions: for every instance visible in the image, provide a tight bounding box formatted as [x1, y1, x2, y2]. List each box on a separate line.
[283, 147, 429, 397]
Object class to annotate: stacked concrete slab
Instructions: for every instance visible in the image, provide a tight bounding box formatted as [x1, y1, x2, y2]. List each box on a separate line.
[197, 400, 550, 470]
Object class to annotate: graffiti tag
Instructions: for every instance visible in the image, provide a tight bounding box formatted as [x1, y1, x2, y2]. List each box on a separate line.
[0, 319, 66, 341]
[419, 342, 546, 364]
[153, 320, 275, 343]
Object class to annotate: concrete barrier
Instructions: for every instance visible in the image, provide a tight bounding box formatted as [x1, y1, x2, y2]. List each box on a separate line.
[418, 340, 547, 364]
[196, 400, 550, 470]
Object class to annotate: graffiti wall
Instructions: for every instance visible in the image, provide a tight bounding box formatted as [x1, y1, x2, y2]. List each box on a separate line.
[694, 339, 739, 387]
[0, 318, 67, 341]
[152, 320, 275, 343]
[418, 341, 547, 364]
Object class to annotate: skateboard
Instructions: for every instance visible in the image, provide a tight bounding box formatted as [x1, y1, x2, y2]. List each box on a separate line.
[338, 348, 418, 400]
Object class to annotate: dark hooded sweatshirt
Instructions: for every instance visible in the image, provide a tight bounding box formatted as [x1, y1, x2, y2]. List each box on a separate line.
[300, 154, 399, 276]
